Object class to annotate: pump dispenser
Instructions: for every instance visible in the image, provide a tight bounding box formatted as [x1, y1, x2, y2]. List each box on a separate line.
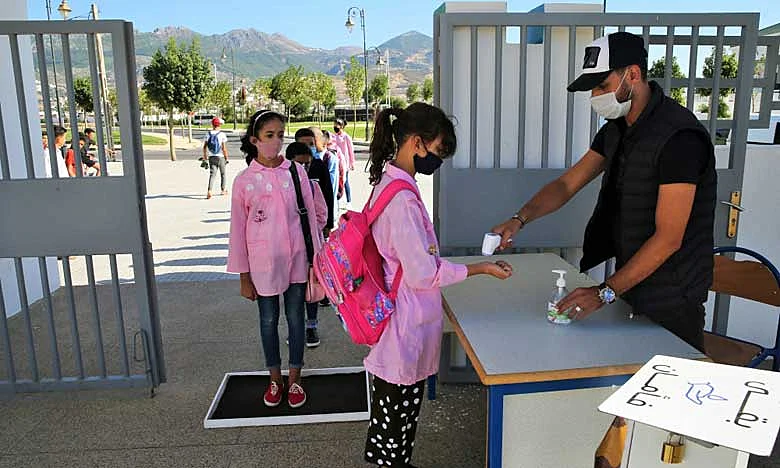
[547, 270, 572, 324]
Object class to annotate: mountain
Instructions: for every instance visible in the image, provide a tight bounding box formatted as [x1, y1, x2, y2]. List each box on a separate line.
[133, 27, 433, 82]
[33, 27, 433, 101]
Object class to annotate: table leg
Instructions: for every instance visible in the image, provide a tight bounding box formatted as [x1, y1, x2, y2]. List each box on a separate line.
[488, 385, 505, 468]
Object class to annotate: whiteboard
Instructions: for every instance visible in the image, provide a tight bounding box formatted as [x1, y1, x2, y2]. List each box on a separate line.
[598, 355, 780, 456]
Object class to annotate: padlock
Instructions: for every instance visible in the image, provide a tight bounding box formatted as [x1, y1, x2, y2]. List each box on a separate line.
[661, 433, 685, 464]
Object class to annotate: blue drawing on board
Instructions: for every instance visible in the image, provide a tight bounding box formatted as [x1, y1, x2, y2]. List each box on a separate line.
[686, 382, 728, 406]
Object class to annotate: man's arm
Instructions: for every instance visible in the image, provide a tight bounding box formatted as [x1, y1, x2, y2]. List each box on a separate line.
[492, 149, 607, 249]
[557, 183, 697, 318]
[222, 134, 229, 160]
[202, 141, 208, 160]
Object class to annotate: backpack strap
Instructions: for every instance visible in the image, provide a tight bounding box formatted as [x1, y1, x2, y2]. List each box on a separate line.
[366, 179, 420, 226]
[365, 178, 420, 298]
[289, 162, 315, 265]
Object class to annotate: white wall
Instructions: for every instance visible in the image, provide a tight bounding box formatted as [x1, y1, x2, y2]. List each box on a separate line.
[1, 0, 62, 317]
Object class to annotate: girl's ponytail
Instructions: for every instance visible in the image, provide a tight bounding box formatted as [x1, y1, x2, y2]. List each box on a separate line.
[368, 107, 404, 185]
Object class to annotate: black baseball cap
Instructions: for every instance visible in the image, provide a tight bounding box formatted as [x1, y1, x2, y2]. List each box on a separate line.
[567, 32, 648, 92]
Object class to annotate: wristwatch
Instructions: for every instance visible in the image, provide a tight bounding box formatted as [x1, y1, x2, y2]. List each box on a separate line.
[511, 213, 528, 228]
[598, 282, 617, 304]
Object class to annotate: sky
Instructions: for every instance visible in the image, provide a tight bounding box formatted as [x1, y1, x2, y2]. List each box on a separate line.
[28, 0, 780, 51]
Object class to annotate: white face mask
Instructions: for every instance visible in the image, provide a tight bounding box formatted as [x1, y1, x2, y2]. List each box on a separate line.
[590, 71, 633, 120]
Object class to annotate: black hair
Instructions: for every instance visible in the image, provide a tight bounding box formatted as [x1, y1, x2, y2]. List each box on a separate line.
[78, 134, 87, 143]
[334, 118, 346, 127]
[240, 109, 285, 165]
[294, 127, 315, 141]
[53, 125, 67, 137]
[84, 128, 95, 135]
[285, 142, 311, 160]
[616, 62, 648, 81]
[368, 102, 457, 185]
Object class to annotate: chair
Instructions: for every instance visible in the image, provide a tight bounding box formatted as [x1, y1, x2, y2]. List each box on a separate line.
[704, 246, 780, 371]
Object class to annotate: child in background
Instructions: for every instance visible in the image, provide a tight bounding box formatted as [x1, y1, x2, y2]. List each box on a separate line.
[331, 118, 355, 210]
[294, 128, 335, 237]
[285, 141, 329, 348]
[227, 110, 321, 409]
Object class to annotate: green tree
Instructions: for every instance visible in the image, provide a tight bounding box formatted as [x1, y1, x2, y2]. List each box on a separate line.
[142, 38, 212, 160]
[308, 72, 337, 123]
[289, 96, 313, 120]
[208, 81, 232, 117]
[251, 77, 272, 108]
[73, 77, 93, 117]
[406, 83, 420, 103]
[344, 56, 366, 135]
[368, 74, 389, 109]
[697, 49, 738, 118]
[422, 77, 434, 103]
[389, 96, 407, 109]
[648, 56, 686, 105]
[270, 65, 307, 117]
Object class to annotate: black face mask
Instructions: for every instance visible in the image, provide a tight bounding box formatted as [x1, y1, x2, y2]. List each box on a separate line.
[413, 145, 443, 175]
[333, 127, 341, 134]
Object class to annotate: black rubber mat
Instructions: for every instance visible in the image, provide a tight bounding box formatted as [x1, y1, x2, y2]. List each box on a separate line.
[210, 371, 369, 420]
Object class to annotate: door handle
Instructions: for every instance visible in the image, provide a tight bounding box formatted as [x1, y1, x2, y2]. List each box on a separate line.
[721, 192, 743, 239]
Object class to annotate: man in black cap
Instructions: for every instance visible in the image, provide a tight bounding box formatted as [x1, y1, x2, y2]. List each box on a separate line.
[492, 32, 717, 351]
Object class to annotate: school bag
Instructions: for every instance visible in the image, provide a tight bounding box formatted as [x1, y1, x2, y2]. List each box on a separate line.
[206, 131, 222, 155]
[314, 179, 418, 346]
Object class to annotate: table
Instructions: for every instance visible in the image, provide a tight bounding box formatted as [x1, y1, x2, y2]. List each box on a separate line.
[441, 253, 706, 467]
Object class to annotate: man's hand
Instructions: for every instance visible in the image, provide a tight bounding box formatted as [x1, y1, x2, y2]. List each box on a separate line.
[556, 286, 604, 320]
[491, 218, 523, 251]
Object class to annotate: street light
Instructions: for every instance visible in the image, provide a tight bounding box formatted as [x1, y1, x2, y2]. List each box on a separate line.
[372, 47, 390, 108]
[45, 0, 67, 124]
[345, 6, 370, 141]
[57, 0, 72, 19]
[220, 47, 237, 130]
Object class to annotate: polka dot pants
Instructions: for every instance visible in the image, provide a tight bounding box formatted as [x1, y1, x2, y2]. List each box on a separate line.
[364, 376, 425, 467]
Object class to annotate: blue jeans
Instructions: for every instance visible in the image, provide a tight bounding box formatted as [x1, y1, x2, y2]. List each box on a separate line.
[256, 283, 305, 369]
[306, 302, 318, 329]
[345, 171, 352, 203]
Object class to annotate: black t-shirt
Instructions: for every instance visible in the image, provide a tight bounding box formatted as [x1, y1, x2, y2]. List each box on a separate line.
[590, 125, 710, 184]
[307, 158, 335, 230]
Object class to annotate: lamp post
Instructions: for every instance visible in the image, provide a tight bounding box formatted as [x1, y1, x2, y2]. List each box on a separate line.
[221, 47, 237, 130]
[45, 0, 72, 124]
[372, 47, 390, 107]
[345, 6, 369, 141]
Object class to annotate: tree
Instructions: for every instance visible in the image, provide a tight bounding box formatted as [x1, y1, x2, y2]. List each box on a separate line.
[406, 83, 420, 103]
[142, 38, 212, 160]
[308, 72, 337, 123]
[389, 96, 407, 109]
[73, 77, 93, 119]
[208, 81, 232, 117]
[344, 56, 366, 135]
[251, 77, 272, 108]
[697, 49, 738, 118]
[648, 56, 686, 105]
[270, 65, 307, 117]
[422, 77, 434, 103]
[368, 75, 389, 110]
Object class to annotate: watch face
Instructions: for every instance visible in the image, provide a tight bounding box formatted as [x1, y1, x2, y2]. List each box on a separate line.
[604, 288, 616, 303]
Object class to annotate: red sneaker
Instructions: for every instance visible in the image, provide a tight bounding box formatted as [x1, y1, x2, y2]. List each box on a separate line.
[263, 381, 283, 407]
[288, 382, 307, 408]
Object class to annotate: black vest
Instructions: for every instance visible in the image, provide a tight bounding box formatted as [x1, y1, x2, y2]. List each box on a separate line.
[581, 82, 717, 317]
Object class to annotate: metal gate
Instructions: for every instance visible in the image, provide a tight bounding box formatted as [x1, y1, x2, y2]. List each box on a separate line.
[0, 20, 164, 393]
[434, 9, 772, 332]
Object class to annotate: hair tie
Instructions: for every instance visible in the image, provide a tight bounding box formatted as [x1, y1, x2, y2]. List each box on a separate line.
[389, 113, 398, 125]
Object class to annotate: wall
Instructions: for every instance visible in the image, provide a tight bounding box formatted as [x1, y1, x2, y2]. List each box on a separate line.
[0, 0, 62, 317]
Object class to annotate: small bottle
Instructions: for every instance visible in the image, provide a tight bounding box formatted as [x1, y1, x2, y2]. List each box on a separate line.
[547, 270, 572, 325]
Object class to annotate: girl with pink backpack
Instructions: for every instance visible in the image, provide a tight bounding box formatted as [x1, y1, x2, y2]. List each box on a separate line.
[226, 110, 321, 410]
[361, 103, 513, 468]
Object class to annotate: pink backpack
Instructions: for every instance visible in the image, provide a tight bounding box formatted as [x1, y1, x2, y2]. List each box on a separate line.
[313, 179, 418, 345]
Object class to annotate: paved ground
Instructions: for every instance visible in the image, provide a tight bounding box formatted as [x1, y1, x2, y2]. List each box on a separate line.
[2, 132, 778, 467]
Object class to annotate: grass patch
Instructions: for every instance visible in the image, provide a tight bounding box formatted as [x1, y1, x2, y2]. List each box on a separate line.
[285, 121, 368, 142]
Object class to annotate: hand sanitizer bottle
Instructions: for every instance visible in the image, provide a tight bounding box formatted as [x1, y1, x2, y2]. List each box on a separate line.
[547, 270, 572, 325]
